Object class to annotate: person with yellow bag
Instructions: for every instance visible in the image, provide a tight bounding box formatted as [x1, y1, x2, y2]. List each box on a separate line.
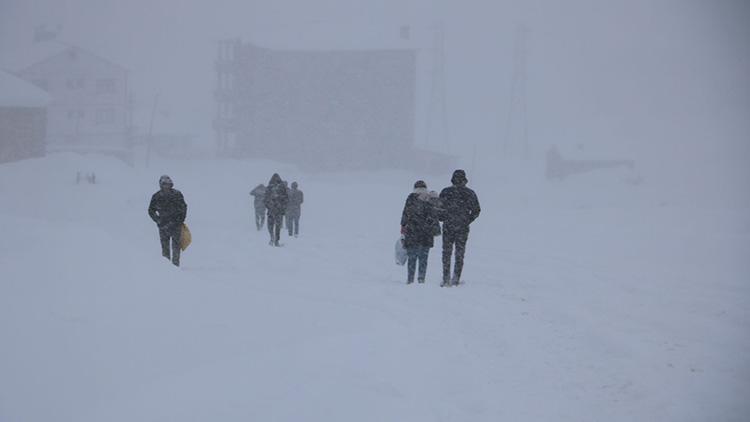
[148, 175, 188, 266]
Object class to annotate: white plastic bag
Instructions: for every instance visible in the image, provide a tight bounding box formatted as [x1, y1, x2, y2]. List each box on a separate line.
[395, 237, 408, 266]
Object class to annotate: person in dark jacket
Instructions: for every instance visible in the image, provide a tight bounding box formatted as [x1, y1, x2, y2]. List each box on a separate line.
[148, 175, 188, 266]
[264, 173, 288, 246]
[400, 180, 440, 284]
[439, 170, 480, 286]
[286, 182, 304, 237]
[250, 184, 267, 230]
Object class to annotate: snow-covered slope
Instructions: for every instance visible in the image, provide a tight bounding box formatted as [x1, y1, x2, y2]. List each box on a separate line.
[1, 153, 748, 421]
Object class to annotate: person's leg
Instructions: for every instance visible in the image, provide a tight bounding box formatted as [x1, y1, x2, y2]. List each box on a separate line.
[442, 232, 454, 284]
[417, 246, 429, 282]
[406, 247, 417, 283]
[287, 214, 294, 236]
[293, 215, 300, 236]
[170, 225, 182, 267]
[274, 215, 282, 245]
[159, 227, 170, 260]
[260, 209, 266, 229]
[267, 212, 275, 243]
[453, 231, 469, 284]
[255, 209, 262, 230]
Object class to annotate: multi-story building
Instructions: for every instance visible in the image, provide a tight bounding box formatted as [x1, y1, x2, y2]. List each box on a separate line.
[214, 39, 427, 171]
[17, 46, 133, 162]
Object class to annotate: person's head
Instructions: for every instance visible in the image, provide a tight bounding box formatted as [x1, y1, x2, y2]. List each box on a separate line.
[269, 173, 282, 185]
[451, 169, 468, 187]
[414, 180, 427, 190]
[291, 181, 298, 189]
[159, 175, 173, 191]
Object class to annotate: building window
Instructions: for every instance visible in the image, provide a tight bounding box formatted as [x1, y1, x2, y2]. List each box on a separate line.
[67, 110, 85, 120]
[95, 108, 115, 125]
[66, 78, 85, 90]
[96, 78, 116, 94]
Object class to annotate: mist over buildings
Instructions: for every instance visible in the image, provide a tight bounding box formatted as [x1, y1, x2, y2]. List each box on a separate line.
[1, 0, 748, 197]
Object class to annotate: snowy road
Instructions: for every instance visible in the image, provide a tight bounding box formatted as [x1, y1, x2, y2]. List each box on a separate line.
[1, 154, 748, 421]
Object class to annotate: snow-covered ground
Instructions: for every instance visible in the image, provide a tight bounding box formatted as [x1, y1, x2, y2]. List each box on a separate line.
[1, 153, 748, 421]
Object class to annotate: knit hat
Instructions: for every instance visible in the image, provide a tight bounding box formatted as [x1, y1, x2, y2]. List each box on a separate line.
[414, 180, 427, 189]
[451, 169, 467, 186]
[159, 175, 173, 187]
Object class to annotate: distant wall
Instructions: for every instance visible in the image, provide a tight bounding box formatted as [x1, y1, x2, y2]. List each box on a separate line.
[0, 106, 46, 163]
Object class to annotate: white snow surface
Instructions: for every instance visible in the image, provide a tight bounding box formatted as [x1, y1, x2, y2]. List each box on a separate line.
[1, 153, 748, 421]
[0, 70, 50, 107]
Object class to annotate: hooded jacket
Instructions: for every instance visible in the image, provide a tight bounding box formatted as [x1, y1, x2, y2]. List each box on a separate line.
[287, 188, 304, 216]
[149, 188, 187, 228]
[400, 187, 440, 248]
[264, 174, 289, 215]
[439, 171, 480, 232]
[250, 184, 266, 209]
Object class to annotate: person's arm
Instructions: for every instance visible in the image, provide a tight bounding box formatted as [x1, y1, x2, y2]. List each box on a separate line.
[401, 196, 413, 229]
[299, 191, 304, 205]
[437, 189, 448, 222]
[280, 189, 289, 214]
[468, 191, 481, 224]
[176, 192, 187, 224]
[148, 194, 159, 223]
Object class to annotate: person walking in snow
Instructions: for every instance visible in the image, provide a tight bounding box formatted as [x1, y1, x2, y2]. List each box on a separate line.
[264, 173, 288, 247]
[250, 183, 267, 230]
[439, 170, 480, 286]
[148, 175, 188, 266]
[286, 182, 304, 237]
[400, 180, 440, 284]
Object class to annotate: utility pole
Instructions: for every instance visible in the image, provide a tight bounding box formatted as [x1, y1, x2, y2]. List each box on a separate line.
[503, 24, 530, 159]
[425, 22, 449, 154]
[145, 93, 159, 168]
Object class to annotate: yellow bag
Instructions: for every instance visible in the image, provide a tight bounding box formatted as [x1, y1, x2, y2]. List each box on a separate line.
[180, 223, 192, 251]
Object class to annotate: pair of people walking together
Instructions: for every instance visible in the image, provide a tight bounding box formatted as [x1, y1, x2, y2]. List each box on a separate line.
[400, 170, 480, 286]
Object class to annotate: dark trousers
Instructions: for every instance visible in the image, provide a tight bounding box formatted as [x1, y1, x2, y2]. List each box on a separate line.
[287, 213, 300, 236]
[254, 207, 266, 230]
[267, 212, 283, 245]
[407, 245, 430, 283]
[442, 229, 469, 282]
[159, 224, 182, 266]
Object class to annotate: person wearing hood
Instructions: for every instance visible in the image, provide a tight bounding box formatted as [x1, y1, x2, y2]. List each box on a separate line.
[264, 173, 288, 246]
[400, 180, 440, 284]
[439, 170, 480, 286]
[250, 183, 267, 230]
[148, 175, 188, 266]
[286, 181, 304, 237]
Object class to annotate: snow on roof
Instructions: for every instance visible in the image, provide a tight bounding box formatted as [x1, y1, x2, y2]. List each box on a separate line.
[0, 70, 51, 107]
[233, 22, 428, 52]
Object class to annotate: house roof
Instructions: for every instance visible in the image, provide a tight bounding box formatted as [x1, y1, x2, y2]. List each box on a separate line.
[19, 44, 128, 74]
[0, 70, 51, 107]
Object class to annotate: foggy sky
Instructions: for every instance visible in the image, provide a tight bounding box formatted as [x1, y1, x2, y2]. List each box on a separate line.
[1, 0, 748, 183]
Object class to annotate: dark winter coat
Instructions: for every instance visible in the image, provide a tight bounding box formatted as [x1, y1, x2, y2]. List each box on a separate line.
[250, 185, 266, 210]
[149, 188, 187, 229]
[287, 188, 304, 217]
[401, 189, 440, 248]
[438, 184, 480, 234]
[264, 174, 289, 215]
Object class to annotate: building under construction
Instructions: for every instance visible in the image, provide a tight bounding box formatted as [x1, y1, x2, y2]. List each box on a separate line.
[214, 39, 451, 172]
